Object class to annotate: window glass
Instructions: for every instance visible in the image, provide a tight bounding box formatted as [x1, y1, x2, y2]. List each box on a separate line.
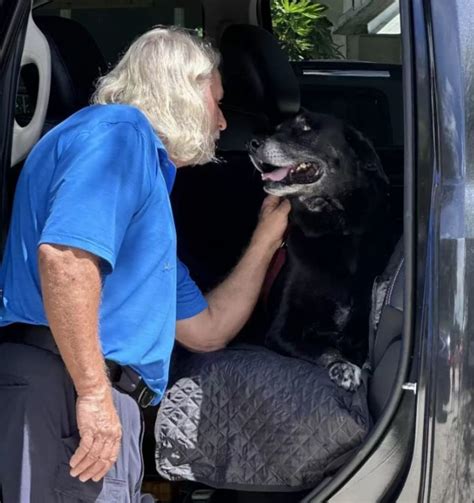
[270, 0, 401, 64]
[35, 0, 203, 65]
[15, 65, 39, 127]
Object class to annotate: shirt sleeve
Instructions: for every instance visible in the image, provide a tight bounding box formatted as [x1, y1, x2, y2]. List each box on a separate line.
[176, 258, 208, 320]
[39, 122, 151, 272]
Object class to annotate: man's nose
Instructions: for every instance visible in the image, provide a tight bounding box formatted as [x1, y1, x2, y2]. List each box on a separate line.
[218, 109, 227, 131]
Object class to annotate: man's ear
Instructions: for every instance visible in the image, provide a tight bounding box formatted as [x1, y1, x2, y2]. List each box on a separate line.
[344, 125, 389, 184]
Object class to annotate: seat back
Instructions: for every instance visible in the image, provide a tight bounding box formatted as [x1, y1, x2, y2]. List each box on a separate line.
[368, 238, 404, 419]
[33, 15, 106, 131]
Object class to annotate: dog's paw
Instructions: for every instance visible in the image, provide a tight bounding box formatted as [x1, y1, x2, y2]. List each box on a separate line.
[328, 362, 362, 391]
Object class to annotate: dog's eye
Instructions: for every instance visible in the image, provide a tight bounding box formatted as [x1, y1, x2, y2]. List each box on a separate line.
[302, 124, 311, 132]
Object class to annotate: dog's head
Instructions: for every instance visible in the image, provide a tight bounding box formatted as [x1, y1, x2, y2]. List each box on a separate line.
[249, 112, 388, 214]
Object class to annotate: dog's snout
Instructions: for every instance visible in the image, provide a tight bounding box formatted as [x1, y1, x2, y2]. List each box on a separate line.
[249, 139, 261, 153]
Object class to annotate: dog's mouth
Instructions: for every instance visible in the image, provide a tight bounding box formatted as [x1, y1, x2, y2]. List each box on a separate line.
[258, 161, 323, 185]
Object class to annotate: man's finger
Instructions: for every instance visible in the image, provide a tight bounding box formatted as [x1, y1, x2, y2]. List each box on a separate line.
[278, 199, 291, 213]
[90, 439, 121, 482]
[89, 438, 117, 480]
[69, 430, 94, 470]
[78, 458, 109, 483]
[262, 195, 281, 207]
[70, 436, 105, 478]
[71, 453, 100, 479]
[98, 437, 116, 464]
[77, 434, 121, 482]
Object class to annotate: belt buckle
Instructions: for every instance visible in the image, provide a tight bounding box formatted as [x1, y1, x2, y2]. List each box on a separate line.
[136, 383, 156, 408]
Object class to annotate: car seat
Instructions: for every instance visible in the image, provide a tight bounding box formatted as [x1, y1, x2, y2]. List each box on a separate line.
[368, 237, 404, 419]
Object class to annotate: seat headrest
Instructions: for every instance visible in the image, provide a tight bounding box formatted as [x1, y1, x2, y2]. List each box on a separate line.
[219, 24, 300, 125]
[34, 16, 106, 121]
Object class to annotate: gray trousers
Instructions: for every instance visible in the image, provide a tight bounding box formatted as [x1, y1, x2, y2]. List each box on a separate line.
[0, 342, 151, 503]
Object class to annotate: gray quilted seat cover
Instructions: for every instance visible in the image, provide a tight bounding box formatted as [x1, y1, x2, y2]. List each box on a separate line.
[155, 346, 371, 491]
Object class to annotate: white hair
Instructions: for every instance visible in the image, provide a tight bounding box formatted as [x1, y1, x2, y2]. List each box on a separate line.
[92, 26, 221, 165]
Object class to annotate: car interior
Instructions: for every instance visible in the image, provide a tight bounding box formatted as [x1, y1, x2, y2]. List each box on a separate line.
[10, 1, 406, 501]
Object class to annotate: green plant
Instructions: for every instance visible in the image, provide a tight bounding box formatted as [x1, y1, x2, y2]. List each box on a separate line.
[271, 0, 343, 60]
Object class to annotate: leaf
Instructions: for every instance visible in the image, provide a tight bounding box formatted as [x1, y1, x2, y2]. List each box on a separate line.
[271, 0, 344, 61]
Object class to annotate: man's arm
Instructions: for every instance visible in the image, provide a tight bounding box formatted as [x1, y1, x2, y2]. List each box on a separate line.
[38, 244, 122, 483]
[176, 196, 290, 351]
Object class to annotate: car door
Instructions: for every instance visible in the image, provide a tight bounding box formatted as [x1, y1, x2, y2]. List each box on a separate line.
[0, 0, 50, 256]
[397, 0, 474, 500]
[0, 0, 29, 252]
[301, 0, 474, 500]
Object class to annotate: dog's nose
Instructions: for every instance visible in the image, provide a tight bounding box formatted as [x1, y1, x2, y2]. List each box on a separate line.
[249, 139, 261, 153]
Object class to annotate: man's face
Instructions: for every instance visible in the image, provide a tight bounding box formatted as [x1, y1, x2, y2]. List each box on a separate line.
[205, 71, 227, 140]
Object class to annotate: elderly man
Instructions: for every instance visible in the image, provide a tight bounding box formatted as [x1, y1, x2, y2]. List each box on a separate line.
[0, 27, 289, 502]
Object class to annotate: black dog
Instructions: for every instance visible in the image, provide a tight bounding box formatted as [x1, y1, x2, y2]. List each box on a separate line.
[249, 112, 389, 391]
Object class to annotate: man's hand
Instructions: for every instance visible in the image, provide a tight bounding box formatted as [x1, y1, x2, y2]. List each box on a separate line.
[69, 387, 122, 482]
[252, 195, 291, 252]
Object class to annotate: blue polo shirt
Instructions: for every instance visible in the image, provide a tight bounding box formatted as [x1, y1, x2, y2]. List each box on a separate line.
[0, 104, 207, 404]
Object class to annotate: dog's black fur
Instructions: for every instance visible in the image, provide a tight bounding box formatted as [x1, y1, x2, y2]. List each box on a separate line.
[249, 112, 389, 391]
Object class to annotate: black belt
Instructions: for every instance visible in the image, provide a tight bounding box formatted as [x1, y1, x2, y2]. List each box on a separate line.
[0, 323, 156, 408]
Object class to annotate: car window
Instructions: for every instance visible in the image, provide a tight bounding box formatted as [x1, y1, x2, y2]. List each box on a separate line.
[34, 0, 203, 65]
[269, 0, 401, 64]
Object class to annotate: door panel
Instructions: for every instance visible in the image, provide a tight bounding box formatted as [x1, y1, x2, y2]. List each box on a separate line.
[0, 0, 31, 255]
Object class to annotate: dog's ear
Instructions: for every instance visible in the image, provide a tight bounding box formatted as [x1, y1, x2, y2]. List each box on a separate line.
[344, 125, 389, 185]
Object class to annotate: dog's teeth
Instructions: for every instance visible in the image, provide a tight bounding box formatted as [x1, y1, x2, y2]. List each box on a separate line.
[296, 163, 309, 172]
